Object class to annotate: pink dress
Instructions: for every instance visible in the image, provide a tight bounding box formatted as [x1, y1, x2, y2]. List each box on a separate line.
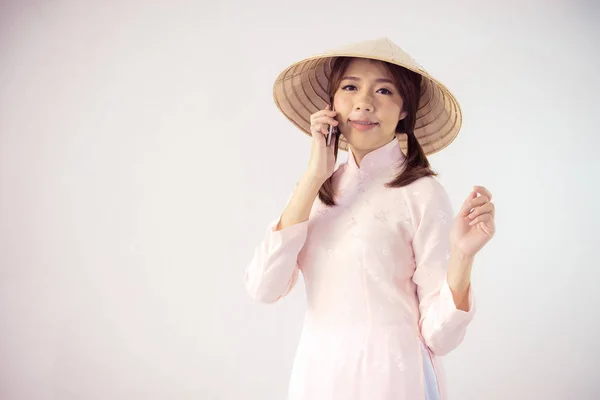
[245, 138, 476, 400]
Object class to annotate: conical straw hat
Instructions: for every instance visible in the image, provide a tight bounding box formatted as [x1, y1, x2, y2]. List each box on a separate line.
[272, 37, 462, 155]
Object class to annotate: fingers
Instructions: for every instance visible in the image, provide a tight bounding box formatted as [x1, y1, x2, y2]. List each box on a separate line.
[473, 185, 492, 200]
[311, 125, 325, 146]
[457, 186, 496, 235]
[315, 104, 337, 117]
[458, 191, 482, 217]
[310, 106, 338, 146]
[469, 195, 490, 209]
[310, 107, 338, 129]
[470, 216, 495, 238]
[467, 202, 495, 222]
[311, 116, 338, 130]
[468, 213, 492, 226]
[310, 122, 336, 139]
[311, 125, 334, 148]
[310, 110, 338, 121]
[459, 189, 494, 218]
[310, 125, 330, 146]
[469, 213, 495, 237]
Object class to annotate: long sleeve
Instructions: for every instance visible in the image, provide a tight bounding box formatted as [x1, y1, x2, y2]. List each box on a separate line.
[408, 177, 476, 356]
[244, 192, 310, 303]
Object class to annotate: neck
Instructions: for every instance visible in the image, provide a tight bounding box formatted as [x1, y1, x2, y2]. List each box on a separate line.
[349, 137, 397, 167]
[346, 136, 406, 175]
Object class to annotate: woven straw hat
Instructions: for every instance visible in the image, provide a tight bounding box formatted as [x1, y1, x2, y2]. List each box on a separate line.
[272, 37, 462, 155]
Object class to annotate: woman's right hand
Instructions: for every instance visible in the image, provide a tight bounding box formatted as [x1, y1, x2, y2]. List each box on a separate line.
[307, 105, 338, 184]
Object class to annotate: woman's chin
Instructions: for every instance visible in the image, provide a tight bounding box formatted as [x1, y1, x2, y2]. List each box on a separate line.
[344, 133, 388, 150]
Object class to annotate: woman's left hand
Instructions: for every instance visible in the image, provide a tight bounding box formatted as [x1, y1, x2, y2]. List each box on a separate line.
[450, 186, 496, 258]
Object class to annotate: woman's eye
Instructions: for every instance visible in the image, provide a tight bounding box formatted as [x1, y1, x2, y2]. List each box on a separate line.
[341, 85, 393, 95]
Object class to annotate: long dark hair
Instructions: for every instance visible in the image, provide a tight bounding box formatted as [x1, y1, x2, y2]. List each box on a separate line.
[317, 57, 437, 206]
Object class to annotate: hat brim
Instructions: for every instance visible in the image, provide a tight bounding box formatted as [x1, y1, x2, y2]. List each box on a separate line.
[273, 51, 462, 156]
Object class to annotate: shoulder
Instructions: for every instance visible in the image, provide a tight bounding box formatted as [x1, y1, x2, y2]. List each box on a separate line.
[400, 175, 454, 219]
[402, 175, 450, 203]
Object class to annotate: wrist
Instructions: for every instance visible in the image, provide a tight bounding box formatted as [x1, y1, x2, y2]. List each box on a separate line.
[451, 244, 475, 262]
[303, 170, 326, 189]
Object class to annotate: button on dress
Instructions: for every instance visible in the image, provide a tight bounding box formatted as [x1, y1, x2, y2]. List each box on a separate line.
[245, 138, 475, 400]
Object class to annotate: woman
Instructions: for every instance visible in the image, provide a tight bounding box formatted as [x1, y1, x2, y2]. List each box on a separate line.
[244, 37, 496, 400]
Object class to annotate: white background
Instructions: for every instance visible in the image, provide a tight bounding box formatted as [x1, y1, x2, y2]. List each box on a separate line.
[1, 0, 599, 399]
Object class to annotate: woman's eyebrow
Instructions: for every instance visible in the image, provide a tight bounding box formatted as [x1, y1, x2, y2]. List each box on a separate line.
[341, 76, 394, 85]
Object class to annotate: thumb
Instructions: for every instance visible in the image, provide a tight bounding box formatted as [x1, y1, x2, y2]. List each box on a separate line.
[458, 188, 478, 217]
[311, 127, 324, 145]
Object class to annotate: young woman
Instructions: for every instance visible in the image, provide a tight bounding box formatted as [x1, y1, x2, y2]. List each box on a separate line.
[244, 37, 496, 400]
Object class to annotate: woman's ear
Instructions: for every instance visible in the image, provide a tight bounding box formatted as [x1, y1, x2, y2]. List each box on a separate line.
[399, 110, 408, 120]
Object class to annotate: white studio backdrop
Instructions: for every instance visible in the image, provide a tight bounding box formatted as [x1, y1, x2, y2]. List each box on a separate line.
[0, 0, 598, 399]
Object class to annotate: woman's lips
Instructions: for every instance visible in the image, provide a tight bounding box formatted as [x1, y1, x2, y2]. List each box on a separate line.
[349, 120, 379, 131]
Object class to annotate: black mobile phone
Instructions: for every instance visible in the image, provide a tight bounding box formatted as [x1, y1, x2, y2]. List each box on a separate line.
[326, 105, 337, 147]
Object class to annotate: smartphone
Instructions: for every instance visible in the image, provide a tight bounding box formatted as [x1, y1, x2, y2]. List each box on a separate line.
[326, 105, 337, 147]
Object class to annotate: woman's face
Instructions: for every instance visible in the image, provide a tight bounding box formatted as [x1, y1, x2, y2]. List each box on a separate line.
[333, 58, 407, 163]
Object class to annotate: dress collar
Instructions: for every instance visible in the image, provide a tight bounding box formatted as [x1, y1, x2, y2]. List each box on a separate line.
[345, 137, 406, 176]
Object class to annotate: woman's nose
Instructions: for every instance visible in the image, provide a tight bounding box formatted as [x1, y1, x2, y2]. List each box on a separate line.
[354, 94, 374, 112]
[354, 102, 373, 112]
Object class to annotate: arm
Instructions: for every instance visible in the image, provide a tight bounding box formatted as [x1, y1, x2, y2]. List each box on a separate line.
[409, 178, 476, 356]
[244, 171, 323, 303]
[447, 247, 474, 312]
